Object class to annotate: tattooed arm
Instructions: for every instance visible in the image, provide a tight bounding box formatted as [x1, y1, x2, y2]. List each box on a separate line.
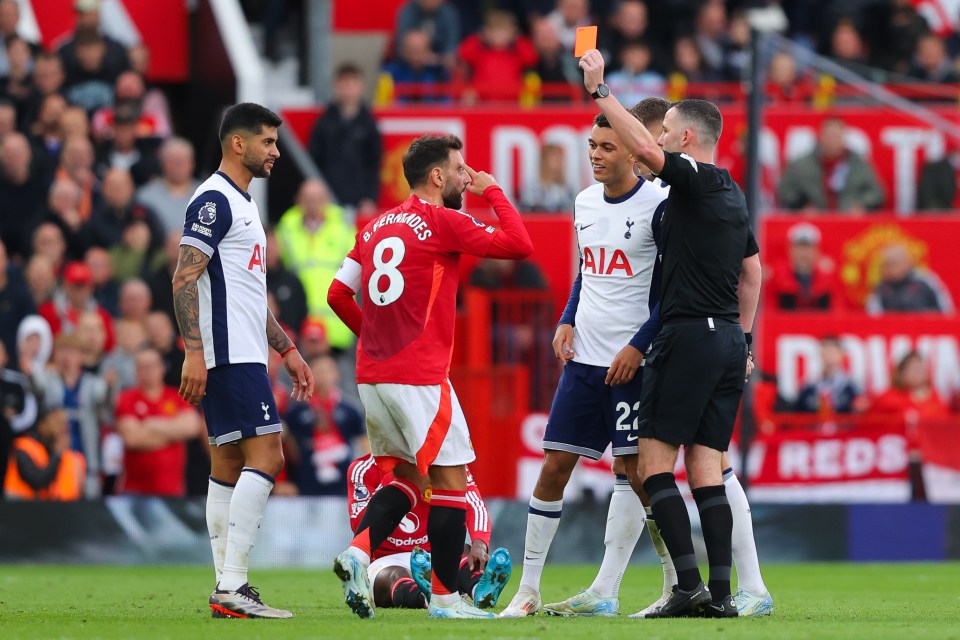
[267, 309, 315, 402]
[266, 309, 294, 354]
[172, 245, 210, 405]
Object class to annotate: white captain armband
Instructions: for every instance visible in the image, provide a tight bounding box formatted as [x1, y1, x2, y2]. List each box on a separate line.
[334, 257, 362, 291]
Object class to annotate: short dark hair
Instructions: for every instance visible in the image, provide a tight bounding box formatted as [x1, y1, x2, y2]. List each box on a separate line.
[35, 404, 66, 429]
[629, 97, 670, 130]
[335, 63, 363, 79]
[218, 103, 283, 145]
[594, 97, 669, 131]
[670, 98, 723, 147]
[4, 34, 25, 52]
[402, 134, 463, 188]
[73, 26, 104, 47]
[36, 51, 63, 68]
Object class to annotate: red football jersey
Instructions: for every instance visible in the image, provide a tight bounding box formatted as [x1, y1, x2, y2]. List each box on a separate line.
[347, 454, 491, 560]
[346, 195, 499, 384]
[115, 387, 194, 497]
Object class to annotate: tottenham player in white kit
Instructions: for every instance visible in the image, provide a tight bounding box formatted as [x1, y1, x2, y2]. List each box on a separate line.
[501, 104, 668, 618]
[173, 103, 314, 619]
[558, 91, 772, 616]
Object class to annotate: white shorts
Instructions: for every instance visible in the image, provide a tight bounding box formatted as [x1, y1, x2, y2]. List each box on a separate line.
[358, 379, 475, 474]
[368, 552, 412, 583]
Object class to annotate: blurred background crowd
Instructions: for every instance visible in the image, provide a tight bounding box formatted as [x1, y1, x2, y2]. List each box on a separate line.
[1, 0, 958, 504]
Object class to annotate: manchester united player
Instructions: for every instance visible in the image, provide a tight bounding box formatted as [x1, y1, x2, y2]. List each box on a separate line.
[346, 454, 512, 610]
[328, 134, 533, 619]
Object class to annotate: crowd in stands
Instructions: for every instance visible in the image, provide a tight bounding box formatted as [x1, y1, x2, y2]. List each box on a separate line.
[376, 0, 960, 105]
[0, 0, 370, 502]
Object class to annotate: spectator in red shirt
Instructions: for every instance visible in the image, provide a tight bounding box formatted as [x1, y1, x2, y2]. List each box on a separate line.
[457, 10, 537, 103]
[114, 346, 203, 496]
[765, 222, 843, 311]
[867, 351, 951, 422]
[38, 261, 115, 351]
[766, 51, 808, 104]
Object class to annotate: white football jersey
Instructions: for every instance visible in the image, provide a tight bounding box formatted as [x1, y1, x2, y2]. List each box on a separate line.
[180, 171, 269, 369]
[572, 179, 668, 367]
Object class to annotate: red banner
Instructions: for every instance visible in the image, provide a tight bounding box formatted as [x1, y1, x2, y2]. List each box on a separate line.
[283, 105, 960, 215]
[759, 312, 960, 406]
[513, 413, 914, 502]
[760, 216, 960, 405]
[732, 425, 911, 502]
[763, 216, 960, 307]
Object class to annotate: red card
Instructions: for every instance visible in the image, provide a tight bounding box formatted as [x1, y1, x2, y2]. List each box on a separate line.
[574, 26, 598, 57]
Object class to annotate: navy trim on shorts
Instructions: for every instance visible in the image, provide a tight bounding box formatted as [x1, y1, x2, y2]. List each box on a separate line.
[542, 440, 605, 461]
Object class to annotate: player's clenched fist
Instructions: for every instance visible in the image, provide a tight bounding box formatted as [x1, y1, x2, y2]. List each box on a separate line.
[553, 324, 576, 364]
[464, 163, 498, 196]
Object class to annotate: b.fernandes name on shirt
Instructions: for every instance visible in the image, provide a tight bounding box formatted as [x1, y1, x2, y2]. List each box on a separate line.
[365, 211, 434, 242]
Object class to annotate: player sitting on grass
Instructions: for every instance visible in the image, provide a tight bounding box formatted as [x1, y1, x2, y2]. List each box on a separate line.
[347, 453, 512, 610]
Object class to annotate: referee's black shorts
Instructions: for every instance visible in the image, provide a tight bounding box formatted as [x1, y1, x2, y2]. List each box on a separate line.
[637, 317, 747, 451]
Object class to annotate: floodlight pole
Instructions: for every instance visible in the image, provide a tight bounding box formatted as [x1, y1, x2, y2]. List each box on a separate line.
[740, 28, 764, 491]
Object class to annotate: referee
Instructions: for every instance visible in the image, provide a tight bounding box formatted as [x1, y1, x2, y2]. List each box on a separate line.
[580, 50, 762, 618]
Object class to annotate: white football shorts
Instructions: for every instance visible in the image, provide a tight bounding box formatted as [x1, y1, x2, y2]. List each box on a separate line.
[358, 379, 475, 475]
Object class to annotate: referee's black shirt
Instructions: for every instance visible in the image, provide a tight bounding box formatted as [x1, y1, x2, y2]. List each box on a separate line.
[655, 151, 753, 324]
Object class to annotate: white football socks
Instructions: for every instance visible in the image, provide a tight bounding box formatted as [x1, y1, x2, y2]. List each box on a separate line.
[206, 477, 234, 584]
[724, 469, 767, 594]
[518, 496, 563, 592]
[645, 506, 677, 593]
[589, 479, 645, 598]
[219, 467, 274, 592]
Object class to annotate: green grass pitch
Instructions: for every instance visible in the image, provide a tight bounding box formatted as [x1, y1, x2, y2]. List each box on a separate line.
[3, 563, 960, 639]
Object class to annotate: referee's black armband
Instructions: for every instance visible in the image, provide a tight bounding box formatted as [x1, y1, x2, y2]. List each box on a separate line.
[745, 332, 752, 346]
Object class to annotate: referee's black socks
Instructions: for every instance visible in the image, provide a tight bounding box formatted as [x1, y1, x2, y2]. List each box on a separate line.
[643, 472, 702, 591]
[692, 484, 734, 601]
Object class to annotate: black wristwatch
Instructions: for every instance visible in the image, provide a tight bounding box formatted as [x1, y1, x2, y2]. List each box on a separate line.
[591, 83, 610, 99]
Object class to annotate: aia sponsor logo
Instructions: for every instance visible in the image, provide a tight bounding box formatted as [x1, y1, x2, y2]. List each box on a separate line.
[583, 247, 634, 276]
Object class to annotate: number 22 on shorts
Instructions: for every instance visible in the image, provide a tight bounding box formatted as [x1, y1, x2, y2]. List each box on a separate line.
[369, 237, 406, 306]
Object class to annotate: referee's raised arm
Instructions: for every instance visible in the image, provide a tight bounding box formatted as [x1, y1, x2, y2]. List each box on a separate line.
[578, 49, 665, 174]
[580, 48, 761, 620]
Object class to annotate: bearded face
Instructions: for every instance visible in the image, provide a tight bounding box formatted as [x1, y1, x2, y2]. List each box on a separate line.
[441, 178, 463, 209]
